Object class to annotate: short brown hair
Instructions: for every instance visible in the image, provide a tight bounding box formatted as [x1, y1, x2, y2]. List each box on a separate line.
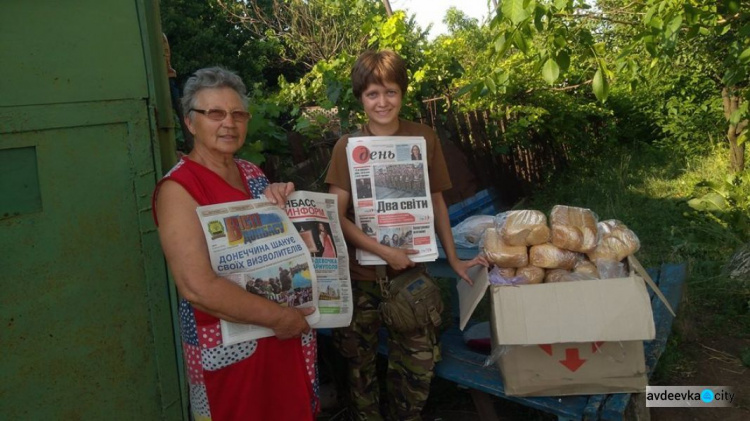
[351, 50, 408, 99]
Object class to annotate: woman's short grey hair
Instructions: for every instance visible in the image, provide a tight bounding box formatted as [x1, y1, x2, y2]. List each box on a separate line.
[181, 67, 249, 119]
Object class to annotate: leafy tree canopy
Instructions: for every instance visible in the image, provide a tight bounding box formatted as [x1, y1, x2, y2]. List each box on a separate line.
[486, 0, 749, 171]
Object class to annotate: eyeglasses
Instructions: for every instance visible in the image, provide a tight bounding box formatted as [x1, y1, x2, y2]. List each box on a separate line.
[190, 108, 251, 122]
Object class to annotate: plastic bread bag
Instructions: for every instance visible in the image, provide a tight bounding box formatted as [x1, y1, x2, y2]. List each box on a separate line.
[484, 344, 512, 368]
[482, 228, 528, 268]
[596, 258, 629, 279]
[493, 211, 510, 232]
[587, 219, 641, 262]
[488, 266, 527, 286]
[451, 214, 497, 248]
[549, 205, 600, 253]
[528, 243, 578, 269]
[499, 209, 550, 246]
[497, 266, 516, 278]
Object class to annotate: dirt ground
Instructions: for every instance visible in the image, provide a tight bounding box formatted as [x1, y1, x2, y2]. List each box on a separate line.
[649, 334, 749, 421]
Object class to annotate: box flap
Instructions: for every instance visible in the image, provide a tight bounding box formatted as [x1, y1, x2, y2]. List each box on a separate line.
[457, 265, 489, 330]
[627, 255, 676, 317]
[490, 276, 655, 345]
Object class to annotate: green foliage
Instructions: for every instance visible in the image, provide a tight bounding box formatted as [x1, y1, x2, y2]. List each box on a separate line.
[277, 53, 359, 136]
[160, 0, 298, 91]
[222, 0, 385, 69]
[486, 0, 600, 97]
[650, 333, 692, 385]
[161, 0, 745, 184]
[625, 0, 750, 110]
[742, 348, 750, 368]
[688, 171, 750, 243]
[606, 61, 726, 156]
[484, 0, 749, 172]
[237, 87, 289, 165]
[275, 10, 430, 138]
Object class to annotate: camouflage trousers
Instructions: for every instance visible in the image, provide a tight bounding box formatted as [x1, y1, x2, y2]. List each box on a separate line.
[333, 280, 440, 421]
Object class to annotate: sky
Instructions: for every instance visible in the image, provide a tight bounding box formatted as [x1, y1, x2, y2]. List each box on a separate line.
[390, 0, 493, 39]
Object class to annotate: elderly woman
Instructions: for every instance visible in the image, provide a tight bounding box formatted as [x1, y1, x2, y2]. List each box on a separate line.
[152, 67, 318, 421]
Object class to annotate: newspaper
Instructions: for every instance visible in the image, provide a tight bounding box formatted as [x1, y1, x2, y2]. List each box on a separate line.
[346, 136, 438, 265]
[196, 196, 324, 345]
[284, 191, 352, 328]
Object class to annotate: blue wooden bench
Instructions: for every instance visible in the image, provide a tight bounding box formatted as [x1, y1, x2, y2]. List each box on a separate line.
[447, 188, 502, 226]
[426, 250, 686, 421]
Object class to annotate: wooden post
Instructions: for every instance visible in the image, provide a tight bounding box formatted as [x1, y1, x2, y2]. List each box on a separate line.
[382, 0, 393, 16]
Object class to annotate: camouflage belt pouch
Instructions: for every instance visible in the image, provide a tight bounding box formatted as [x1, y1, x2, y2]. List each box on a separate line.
[379, 266, 444, 332]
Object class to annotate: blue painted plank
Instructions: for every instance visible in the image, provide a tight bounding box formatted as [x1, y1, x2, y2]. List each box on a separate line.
[448, 189, 500, 226]
[598, 393, 631, 420]
[582, 394, 606, 420]
[645, 262, 686, 374]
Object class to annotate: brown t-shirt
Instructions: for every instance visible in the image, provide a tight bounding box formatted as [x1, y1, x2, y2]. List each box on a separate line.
[325, 119, 452, 281]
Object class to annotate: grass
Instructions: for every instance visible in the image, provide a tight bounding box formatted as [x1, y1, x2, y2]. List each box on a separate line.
[521, 140, 750, 381]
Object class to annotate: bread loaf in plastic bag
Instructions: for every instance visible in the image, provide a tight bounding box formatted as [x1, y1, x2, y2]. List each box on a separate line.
[549, 205, 599, 253]
[587, 219, 640, 262]
[544, 269, 571, 283]
[483, 228, 528, 268]
[515, 265, 545, 284]
[498, 210, 550, 246]
[573, 258, 599, 278]
[529, 243, 578, 269]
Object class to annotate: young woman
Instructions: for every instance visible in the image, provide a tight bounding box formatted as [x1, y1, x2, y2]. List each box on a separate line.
[325, 50, 487, 420]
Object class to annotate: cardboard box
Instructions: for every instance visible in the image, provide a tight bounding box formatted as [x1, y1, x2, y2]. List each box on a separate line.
[460, 257, 661, 397]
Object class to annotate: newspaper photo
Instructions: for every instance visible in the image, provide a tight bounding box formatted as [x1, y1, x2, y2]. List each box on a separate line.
[346, 136, 438, 265]
[196, 198, 320, 345]
[285, 191, 352, 329]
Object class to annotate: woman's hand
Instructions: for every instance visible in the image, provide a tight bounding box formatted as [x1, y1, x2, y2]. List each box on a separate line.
[449, 254, 489, 286]
[382, 247, 418, 271]
[263, 182, 295, 209]
[272, 306, 315, 340]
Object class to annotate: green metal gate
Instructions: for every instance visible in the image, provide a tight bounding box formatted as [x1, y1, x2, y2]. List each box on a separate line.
[1, 0, 183, 418]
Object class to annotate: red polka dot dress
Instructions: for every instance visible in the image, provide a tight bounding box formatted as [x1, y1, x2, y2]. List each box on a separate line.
[154, 157, 319, 421]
